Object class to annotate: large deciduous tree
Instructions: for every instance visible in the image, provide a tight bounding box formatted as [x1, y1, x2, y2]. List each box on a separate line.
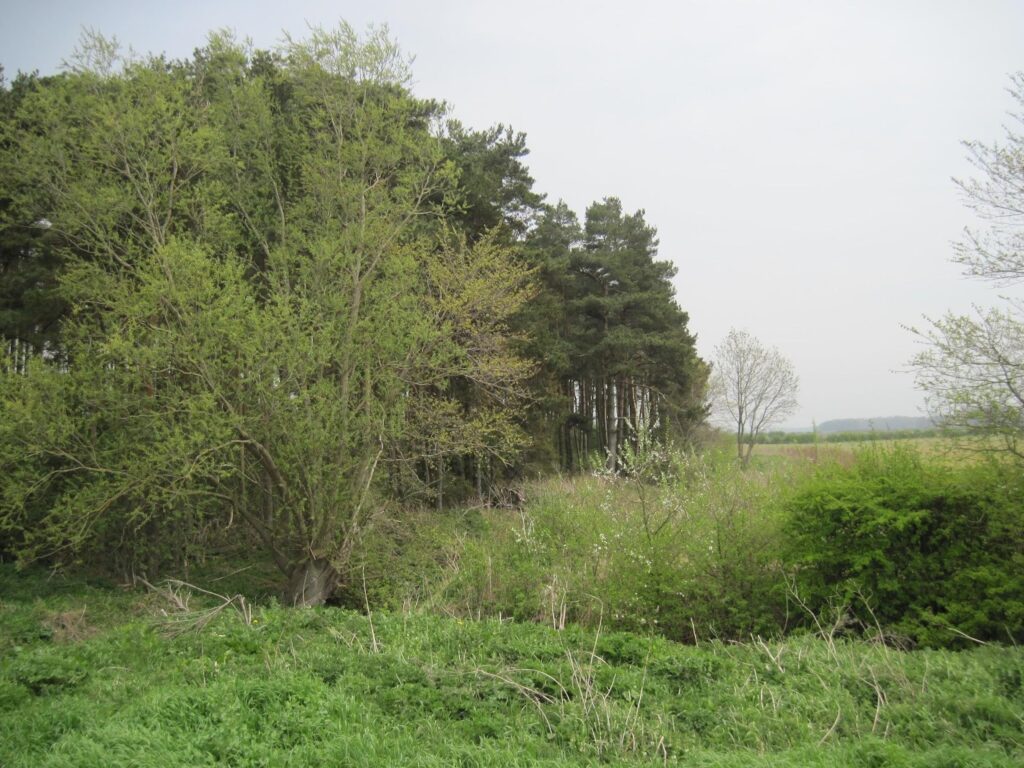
[910, 73, 1024, 460]
[0, 26, 532, 604]
[711, 328, 799, 466]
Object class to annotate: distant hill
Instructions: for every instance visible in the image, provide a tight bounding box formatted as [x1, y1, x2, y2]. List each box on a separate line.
[816, 416, 935, 434]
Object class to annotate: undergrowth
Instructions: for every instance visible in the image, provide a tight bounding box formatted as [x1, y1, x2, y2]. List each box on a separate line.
[350, 446, 1023, 648]
[350, 450, 795, 642]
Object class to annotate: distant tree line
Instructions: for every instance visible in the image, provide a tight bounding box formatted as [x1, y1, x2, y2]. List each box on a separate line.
[753, 428, 948, 445]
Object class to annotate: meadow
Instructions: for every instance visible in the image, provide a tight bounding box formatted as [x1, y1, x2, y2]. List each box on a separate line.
[750, 434, 976, 465]
[2, 442, 1022, 766]
[1, 563, 1021, 767]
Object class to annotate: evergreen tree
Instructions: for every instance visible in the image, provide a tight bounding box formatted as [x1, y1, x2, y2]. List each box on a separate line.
[524, 198, 707, 471]
[441, 121, 545, 242]
[519, 202, 583, 470]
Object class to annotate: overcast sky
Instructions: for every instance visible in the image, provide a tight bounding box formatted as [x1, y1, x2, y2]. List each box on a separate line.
[3, 0, 1022, 428]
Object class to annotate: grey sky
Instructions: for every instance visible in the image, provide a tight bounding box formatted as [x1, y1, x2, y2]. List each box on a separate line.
[3, 0, 1022, 428]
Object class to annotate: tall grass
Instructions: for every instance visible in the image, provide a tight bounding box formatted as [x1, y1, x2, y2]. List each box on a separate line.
[352, 443, 1023, 648]
[4, 443, 1021, 764]
[351, 449, 803, 642]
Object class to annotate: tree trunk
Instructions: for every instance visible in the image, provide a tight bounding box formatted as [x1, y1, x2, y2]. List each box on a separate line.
[606, 379, 619, 472]
[283, 558, 340, 607]
[740, 439, 754, 468]
[437, 454, 444, 511]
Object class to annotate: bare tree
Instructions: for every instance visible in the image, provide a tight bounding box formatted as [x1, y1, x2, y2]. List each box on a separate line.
[909, 73, 1024, 460]
[950, 73, 1024, 287]
[711, 329, 799, 466]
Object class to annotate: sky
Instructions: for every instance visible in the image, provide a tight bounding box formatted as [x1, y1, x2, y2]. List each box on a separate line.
[3, 0, 1022, 428]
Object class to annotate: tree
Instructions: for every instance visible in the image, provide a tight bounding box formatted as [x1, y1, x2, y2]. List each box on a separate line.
[517, 201, 582, 470]
[0, 68, 66, 373]
[910, 73, 1024, 460]
[526, 198, 707, 472]
[440, 121, 545, 242]
[710, 329, 799, 466]
[0, 26, 532, 605]
[419, 121, 546, 502]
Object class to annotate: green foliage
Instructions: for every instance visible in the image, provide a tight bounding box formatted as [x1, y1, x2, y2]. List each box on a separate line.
[517, 198, 708, 474]
[784, 446, 1024, 646]
[356, 445, 1023, 650]
[356, 450, 792, 642]
[1, 565, 1022, 766]
[0, 28, 533, 599]
[441, 121, 545, 241]
[0, 69, 66, 374]
[0, 24, 711, 594]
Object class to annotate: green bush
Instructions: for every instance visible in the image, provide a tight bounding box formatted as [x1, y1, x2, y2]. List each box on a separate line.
[784, 446, 1024, 646]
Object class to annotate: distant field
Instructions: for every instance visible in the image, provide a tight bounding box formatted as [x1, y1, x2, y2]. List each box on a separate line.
[751, 435, 996, 466]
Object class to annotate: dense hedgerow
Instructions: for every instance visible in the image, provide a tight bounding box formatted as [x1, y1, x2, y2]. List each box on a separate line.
[784, 446, 1024, 646]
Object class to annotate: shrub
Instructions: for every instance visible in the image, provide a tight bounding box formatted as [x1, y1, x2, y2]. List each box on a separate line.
[784, 446, 1024, 646]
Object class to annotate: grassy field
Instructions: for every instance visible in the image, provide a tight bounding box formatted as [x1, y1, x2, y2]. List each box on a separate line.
[750, 435, 993, 466]
[2, 564, 1021, 767]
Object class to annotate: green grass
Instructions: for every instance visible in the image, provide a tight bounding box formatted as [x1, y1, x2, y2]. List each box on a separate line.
[354, 456, 790, 635]
[2, 564, 1021, 766]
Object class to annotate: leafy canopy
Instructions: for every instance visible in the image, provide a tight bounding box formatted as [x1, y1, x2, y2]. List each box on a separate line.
[0, 26, 532, 603]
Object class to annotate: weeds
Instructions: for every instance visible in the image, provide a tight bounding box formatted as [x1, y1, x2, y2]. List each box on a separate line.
[137, 577, 254, 636]
[1, 562, 1022, 766]
[479, 615, 667, 762]
[354, 449, 793, 642]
